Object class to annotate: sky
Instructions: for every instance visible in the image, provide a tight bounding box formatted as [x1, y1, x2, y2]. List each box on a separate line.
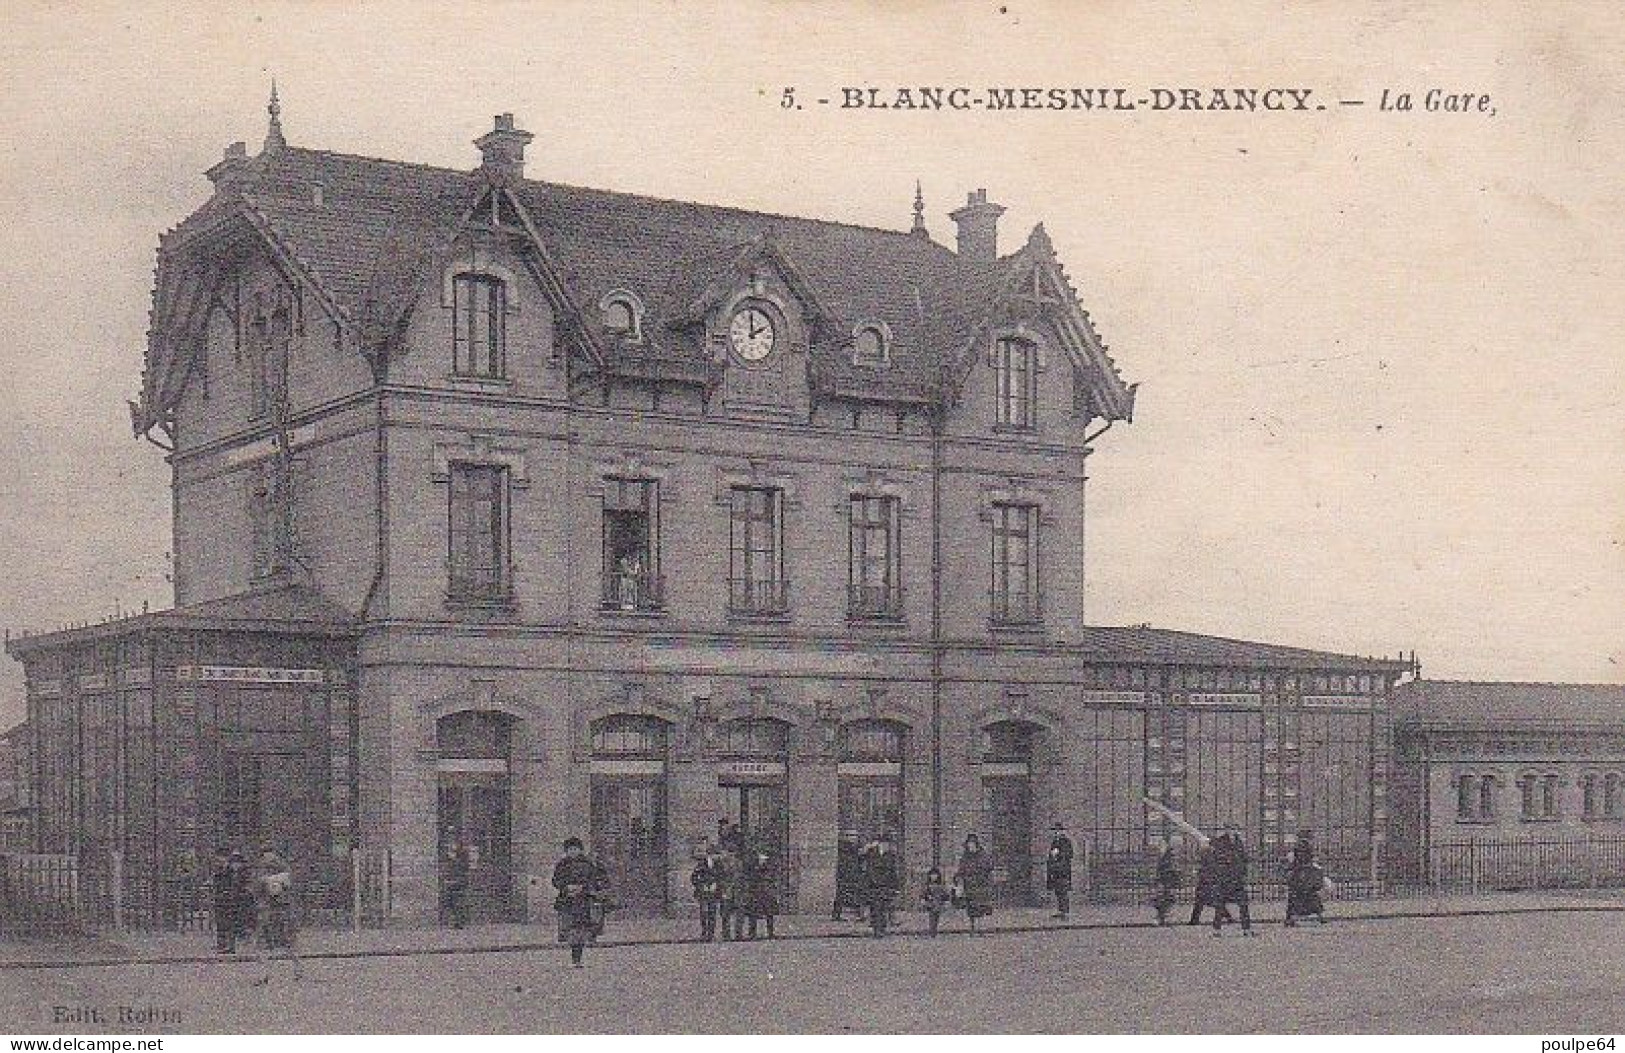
[0, 0, 1621, 727]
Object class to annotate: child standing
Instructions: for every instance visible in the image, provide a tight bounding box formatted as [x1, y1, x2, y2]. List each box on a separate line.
[921, 867, 951, 937]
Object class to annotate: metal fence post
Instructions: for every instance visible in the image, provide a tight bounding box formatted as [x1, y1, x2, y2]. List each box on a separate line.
[109, 850, 125, 935]
[1469, 839, 1480, 895]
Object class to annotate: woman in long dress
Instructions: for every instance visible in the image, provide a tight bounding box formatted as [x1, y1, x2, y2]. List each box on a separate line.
[953, 834, 996, 934]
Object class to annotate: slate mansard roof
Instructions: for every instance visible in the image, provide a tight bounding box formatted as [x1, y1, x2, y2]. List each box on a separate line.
[133, 121, 1136, 434]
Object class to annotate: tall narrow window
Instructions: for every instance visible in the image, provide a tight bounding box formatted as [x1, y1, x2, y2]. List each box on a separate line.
[1519, 774, 1538, 820]
[603, 478, 661, 611]
[1606, 773, 1622, 818]
[1542, 774, 1560, 818]
[1478, 774, 1496, 820]
[995, 337, 1037, 429]
[448, 463, 510, 601]
[991, 502, 1040, 624]
[729, 486, 786, 614]
[248, 464, 294, 580]
[848, 495, 902, 619]
[1457, 774, 1476, 820]
[453, 274, 506, 378]
[1583, 774, 1599, 819]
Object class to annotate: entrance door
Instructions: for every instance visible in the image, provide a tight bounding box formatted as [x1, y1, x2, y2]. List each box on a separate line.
[839, 779, 903, 853]
[984, 775, 1033, 905]
[722, 783, 790, 897]
[590, 778, 668, 914]
[438, 775, 515, 922]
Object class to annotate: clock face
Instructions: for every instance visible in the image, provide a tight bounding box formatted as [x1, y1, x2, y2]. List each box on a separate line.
[729, 306, 776, 362]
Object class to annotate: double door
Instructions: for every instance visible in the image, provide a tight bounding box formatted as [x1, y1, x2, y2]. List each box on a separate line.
[721, 782, 790, 900]
[590, 778, 669, 915]
[984, 775, 1034, 904]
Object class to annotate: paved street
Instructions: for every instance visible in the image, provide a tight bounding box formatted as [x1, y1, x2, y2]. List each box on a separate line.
[3, 904, 1625, 1033]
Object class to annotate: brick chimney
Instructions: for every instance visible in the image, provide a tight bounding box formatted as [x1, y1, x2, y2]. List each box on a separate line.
[949, 189, 1006, 262]
[205, 141, 250, 187]
[475, 113, 534, 185]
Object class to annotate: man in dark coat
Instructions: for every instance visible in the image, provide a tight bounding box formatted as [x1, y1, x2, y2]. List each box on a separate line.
[1152, 840, 1181, 926]
[832, 829, 864, 921]
[1284, 831, 1328, 926]
[1046, 823, 1075, 919]
[1186, 839, 1230, 926]
[210, 847, 252, 954]
[741, 842, 778, 939]
[552, 837, 606, 966]
[1210, 830, 1254, 936]
[863, 833, 904, 937]
[691, 844, 723, 941]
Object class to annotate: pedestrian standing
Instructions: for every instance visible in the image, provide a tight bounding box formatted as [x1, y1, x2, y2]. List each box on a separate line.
[1186, 839, 1229, 927]
[252, 847, 302, 984]
[833, 829, 863, 921]
[921, 867, 951, 937]
[691, 843, 723, 941]
[1284, 831, 1328, 927]
[442, 830, 471, 929]
[714, 842, 743, 940]
[742, 842, 778, 939]
[210, 847, 251, 954]
[1152, 840, 1181, 926]
[953, 834, 995, 934]
[552, 837, 605, 967]
[1210, 831, 1255, 937]
[863, 833, 903, 937]
[1046, 823, 1075, 919]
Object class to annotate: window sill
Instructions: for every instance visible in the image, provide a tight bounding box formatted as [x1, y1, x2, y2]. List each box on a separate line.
[992, 423, 1038, 436]
[727, 608, 792, 624]
[445, 593, 517, 616]
[444, 374, 514, 390]
[847, 613, 908, 627]
[1453, 817, 1497, 825]
[599, 605, 668, 620]
[990, 618, 1045, 633]
[1518, 816, 1562, 824]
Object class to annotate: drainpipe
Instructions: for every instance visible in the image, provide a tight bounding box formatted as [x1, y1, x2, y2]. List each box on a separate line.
[930, 404, 944, 870]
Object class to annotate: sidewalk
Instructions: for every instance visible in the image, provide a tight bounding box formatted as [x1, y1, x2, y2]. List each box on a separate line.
[4, 888, 1623, 970]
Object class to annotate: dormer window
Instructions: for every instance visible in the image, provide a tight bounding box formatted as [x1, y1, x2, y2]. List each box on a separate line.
[601, 291, 644, 341]
[853, 324, 889, 367]
[994, 336, 1038, 429]
[452, 273, 506, 379]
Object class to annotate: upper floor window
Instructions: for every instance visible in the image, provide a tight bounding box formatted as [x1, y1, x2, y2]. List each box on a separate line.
[729, 486, 787, 615]
[1608, 773, 1624, 819]
[603, 477, 661, 612]
[990, 502, 1041, 625]
[994, 336, 1037, 429]
[448, 462, 510, 602]
[853, 325, 888, 367]
[848, 494, 902, 620]
[452, 273, 506, 379]
[601, 293, 643, 340]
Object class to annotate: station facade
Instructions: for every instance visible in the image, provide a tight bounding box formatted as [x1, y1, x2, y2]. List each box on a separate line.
[6, 102, 1407, 923]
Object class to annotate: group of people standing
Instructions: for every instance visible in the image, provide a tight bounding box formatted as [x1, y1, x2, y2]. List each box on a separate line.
[688, 819, 783, 942]
[209, 844, 303, 982]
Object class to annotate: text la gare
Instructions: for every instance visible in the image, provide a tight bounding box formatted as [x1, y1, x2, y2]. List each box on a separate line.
[1379, 88, 1496, 115]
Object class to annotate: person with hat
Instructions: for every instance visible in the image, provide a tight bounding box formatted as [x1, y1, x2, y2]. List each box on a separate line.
[1046, 822, 1075, 919]
[862, 831, 904, 937]
[552, 837, 606, 967]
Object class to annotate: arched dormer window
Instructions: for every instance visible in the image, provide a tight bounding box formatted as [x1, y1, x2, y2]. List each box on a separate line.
[600, 291, 645, 341]
[852, 323, 889, 367]
[452, 272, 506, 379]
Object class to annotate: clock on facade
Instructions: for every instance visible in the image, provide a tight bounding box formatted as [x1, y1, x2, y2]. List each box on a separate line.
[728, 305, 776, 362]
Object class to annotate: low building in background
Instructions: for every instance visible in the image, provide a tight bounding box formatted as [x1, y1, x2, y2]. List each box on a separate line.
[1389, 680, 1625, 889]
[0, 719, 32, 851]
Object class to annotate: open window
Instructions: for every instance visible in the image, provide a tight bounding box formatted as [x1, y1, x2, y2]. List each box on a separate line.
[603, 477, 661, 611]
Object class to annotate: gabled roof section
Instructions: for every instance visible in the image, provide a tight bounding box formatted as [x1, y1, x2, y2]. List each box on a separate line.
[941, 224, 1136, 422]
